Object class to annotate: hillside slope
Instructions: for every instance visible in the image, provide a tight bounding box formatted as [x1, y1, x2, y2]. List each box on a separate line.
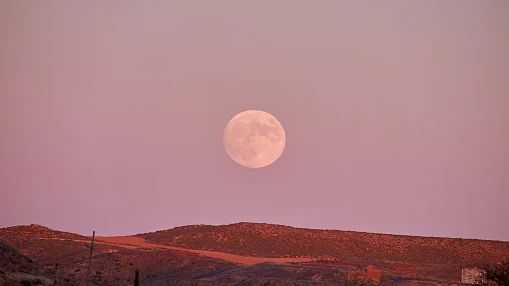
[0, 224, 86, 241]
[0, 241, 78, 286]
[2, 223, 508, 285]
[139, 222, 509, 265]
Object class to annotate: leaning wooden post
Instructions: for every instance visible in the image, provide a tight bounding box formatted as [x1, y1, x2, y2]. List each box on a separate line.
[85, 231, 95, 286]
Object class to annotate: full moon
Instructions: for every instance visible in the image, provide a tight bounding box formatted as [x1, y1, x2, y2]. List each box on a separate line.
[223, 110, 286, 168]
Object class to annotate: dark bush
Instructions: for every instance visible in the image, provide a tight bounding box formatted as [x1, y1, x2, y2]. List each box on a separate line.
[475, 258, 509, 286]
[134, 268, 140, 286]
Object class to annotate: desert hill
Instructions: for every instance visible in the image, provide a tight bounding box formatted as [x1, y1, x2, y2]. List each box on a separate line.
[0, 225, 241, 285]
[0, 224, 86, 240]
[139, 222, 509, 265]
[1, 223, 508, 285]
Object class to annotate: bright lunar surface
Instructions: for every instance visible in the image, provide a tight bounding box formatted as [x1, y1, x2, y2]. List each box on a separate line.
[223, 110, 286, 168]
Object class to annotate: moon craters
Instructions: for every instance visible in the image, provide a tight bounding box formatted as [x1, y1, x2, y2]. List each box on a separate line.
[223, 110, 286, 168]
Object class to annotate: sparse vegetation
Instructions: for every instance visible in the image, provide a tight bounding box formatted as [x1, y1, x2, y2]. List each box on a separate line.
[346, 269, 377, 286]
[346, 278, 375, 286]
[475, 258, 509, 286]
[0, 242, 64, 286]
[20, 278, 45, 286]
[2, 223, 509, 285]
[140, 222, 509, 265]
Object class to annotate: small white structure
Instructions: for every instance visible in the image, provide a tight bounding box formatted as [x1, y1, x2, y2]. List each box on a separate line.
[461, 268, 486, 284]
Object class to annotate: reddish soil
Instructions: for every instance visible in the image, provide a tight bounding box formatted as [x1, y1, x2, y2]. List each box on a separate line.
[1, 223, 508, 285]
[94, 236, 313, 265]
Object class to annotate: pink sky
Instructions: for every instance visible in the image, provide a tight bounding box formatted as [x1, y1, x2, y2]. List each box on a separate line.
[1, 1, 508, 240]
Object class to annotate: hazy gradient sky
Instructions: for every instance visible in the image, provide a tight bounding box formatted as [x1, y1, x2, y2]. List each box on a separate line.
[1, 1, 508, 240]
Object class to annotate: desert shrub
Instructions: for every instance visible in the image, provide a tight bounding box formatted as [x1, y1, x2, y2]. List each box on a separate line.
[20, 278, 45, 286]
[475, 258, 509, 286]
[346, 278, 375, 286]
[134, 268, 140, 286]
[390, 276, 408, 283]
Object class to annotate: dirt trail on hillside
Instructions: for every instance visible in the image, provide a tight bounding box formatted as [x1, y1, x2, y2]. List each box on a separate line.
[87, 236, 313, 265]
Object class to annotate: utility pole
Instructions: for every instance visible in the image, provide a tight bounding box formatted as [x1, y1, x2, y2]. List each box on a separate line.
[85, 231, 95, 286]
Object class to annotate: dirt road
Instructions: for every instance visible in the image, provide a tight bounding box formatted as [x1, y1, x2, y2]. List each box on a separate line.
[88, 236, 313, 265]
